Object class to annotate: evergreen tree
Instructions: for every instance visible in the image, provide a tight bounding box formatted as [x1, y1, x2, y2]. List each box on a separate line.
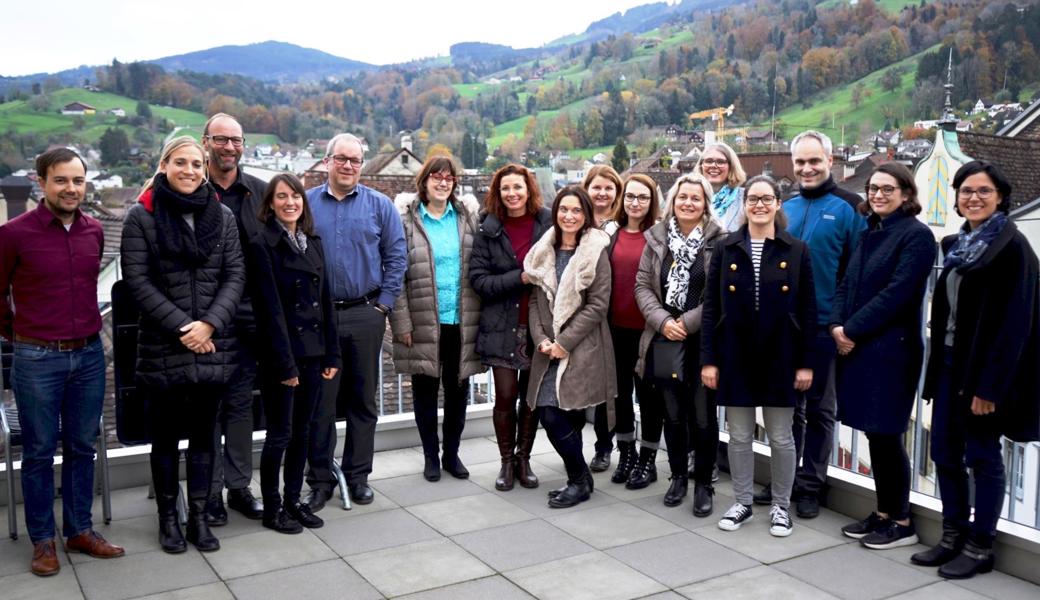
[611, 138, 630, 173]
[99, 127, 130, 166]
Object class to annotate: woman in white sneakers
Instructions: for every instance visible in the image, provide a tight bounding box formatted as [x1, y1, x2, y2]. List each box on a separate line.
[701, 175, 817, 537]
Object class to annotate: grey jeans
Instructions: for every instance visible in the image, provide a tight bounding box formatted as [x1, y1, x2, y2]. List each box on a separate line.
[727, 406, 795, 509]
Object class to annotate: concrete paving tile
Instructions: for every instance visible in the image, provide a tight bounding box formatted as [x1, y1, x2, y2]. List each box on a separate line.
[676, 564, 839, 599]
[308, 487, 399, 523]
[367, 447, 426, 480]
[0, 565, 84, 600]
[371, 472, 485, 506]
[526, 456, 569, 479]
[794, 505, 867, 542]
[626, 489, 738, 532]
[496, 476, 618, 518]
[203, 529, 336, 580]
[452, 519, 593, 572]
[606, 531, 759, 588]
[396, 574, 535, 600]
[950, 570, 1040, 600]
[694, 506, 845, 564]
[88, 485, 160, 523]
[592, 469, 673, 501]
[129, 582, 235, 600]
[454, 436, 506, 466]
[773, 543, 939, 600]
[409, 492, 534, 536]
[74, 548, 219, 600]
[505, 551, 667, 600]
[346, 538, 494, 597]
[547, 502, 682, 550]
[0, 531, 72, 577]
[637, 593, 686, 600]
[461, 458, 514, 492]
[313, 507, 441, 556]
[886, 581, 990, 599]
[67, 514, 162, 563]
[225, 558, 381, 600]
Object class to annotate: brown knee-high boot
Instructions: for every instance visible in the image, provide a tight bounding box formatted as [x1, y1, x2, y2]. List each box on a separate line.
[515, 401, 540, 488]
[493, 407, 517, 491]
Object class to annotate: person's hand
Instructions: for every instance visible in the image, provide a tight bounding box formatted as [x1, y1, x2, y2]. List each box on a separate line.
[179, 321, 215, 352]
[520, 271, 531, 285]
[537, 339, 553, 355]
[396, 333, 413, 347]
[198, 340, 216, 354]
[281, 377, 300, 387]
[971, 396, 996, 415]
[794, 368, 813, 391]
[549, 342, 569, 359]
[662, 318, 687, 341]
[831, 326, 855, 355]
[322, 367, 339, 380]
[701, 365, 719, 390]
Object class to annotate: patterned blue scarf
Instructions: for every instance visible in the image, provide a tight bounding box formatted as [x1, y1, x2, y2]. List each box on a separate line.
[712, 185, 740, 218]
[944, 212, 1008, 271]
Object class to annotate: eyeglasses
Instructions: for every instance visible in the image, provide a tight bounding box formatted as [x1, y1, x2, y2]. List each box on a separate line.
[623, 192, 652, 204]
[867, 184, 899, 197]
[205, 135, 244, 147]
[745, 195, 777, 206]
[701, 158, 729, 167]
[957, 186, 996, 199]
[429, 173, 456, 183]
[328, 155, 364, 168]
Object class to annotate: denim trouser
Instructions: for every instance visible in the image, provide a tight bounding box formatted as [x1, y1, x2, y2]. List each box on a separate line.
[728, 406, 796, 509]
[11, 337, 105, 542]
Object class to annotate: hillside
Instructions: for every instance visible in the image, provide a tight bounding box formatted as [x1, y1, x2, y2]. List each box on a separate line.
[151, 41, 376, 83]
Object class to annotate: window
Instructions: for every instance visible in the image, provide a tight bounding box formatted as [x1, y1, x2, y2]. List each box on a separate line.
[1014, 445, 1025, 501]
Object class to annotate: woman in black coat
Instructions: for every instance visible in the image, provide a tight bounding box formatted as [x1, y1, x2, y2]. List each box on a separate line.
[121, 136, 245, 554]
[701, 175, 816, 538]
[911, 161, 1040, 579]
[470, 164, 552, 492]
[248, 174, 340, 534]
[830, 163, 936, 550]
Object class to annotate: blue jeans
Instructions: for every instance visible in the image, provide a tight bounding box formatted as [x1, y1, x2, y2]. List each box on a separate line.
[11, 337, 105, 542]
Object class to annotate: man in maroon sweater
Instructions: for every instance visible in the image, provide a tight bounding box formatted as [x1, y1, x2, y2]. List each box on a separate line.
[0, 148, 124, 576]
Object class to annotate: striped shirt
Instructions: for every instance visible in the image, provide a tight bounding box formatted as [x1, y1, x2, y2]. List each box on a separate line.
[750, 239, 764, 311]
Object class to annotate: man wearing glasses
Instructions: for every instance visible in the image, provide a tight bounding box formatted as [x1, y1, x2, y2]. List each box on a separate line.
[757, 130, 864, 519]
[303, 133, 406, 508]
[200, 113, 268, 524]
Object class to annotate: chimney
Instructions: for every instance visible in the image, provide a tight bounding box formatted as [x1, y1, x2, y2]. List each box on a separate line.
[401, 134, 413, 153]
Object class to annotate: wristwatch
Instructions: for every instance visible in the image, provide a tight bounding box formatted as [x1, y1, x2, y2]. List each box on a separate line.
[375, 303, 391, 315]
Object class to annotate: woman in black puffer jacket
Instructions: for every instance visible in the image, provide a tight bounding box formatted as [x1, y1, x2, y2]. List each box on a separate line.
[121, 136, 245, 555]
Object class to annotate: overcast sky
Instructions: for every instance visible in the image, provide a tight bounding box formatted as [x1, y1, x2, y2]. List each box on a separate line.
[2, 0, 657, 76]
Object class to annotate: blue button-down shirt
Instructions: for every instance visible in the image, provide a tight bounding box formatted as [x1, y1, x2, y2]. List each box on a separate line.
[419, 201, 461, 325]
[307, 182, 407, 308]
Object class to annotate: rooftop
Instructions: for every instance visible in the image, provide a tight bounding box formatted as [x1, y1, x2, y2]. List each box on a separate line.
[1, 427, 1037, 600]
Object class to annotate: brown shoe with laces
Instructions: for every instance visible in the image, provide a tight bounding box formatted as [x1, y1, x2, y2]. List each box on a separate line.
[66, 530, 125, 558]
[31, 540, 60, 576]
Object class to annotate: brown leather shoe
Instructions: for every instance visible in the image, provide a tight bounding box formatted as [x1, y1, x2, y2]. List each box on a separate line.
[31, 540, 60, 577]
[66, 530, 125, 559]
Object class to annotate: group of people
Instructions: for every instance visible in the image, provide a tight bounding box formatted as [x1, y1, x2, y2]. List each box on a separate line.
[1, 117, 1036, 582]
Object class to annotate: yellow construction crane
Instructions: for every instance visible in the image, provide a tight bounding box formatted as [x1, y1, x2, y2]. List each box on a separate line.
[688, 105, 735, 137]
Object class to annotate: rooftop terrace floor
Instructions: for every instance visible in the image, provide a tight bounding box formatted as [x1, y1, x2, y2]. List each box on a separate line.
[2, 425, 1038, 600]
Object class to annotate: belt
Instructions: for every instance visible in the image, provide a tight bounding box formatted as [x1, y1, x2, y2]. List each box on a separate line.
[333, 289, 381, 311]
[14, 333, 100, 352]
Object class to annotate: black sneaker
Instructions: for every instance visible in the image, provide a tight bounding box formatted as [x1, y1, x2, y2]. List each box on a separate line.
[841, 512, 887, 539]
[861, 520, 919, 550]
[262, 509, 303, 535]
[752, 484, 772, 506]
[717, 503, 753, 531]
[285, 502, 324, 529]
[769, 505, 793, 537]
[795, 494, 820, 519]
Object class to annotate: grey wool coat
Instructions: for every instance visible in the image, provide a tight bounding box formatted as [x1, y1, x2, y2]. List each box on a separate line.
[524, 227, 617, 422]
[389, 193, 483, 381]
[633, 218, 724, 378]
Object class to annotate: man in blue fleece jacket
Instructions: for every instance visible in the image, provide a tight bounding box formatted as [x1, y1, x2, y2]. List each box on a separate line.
[755, 130, 864, 518]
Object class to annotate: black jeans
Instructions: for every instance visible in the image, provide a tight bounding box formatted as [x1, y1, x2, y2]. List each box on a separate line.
[307, 303, 386, 490]
[211, 324, 259, 496]
[539, 406, 588, 480]
[793, 329, 838, 497]
[865, 432, 911, 520]
[660, 380, 718, 483]
[597, 326, 648, 445]
[261, 358, 324, 507]
[412, 325, 469, 459]
[150, 384, 222, 503]
[931, 349, 1006, 542]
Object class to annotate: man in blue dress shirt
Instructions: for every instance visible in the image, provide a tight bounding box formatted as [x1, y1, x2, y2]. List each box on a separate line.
[304, 133, 407, 508]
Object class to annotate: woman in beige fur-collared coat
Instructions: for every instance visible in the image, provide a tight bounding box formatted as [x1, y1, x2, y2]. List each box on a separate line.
[524, 186, 616, 509]
[390, 156, 482, 483]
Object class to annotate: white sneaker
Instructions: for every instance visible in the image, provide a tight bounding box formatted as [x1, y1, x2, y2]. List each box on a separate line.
[769, 504, 793, 537]
[718, 503, 753, 531]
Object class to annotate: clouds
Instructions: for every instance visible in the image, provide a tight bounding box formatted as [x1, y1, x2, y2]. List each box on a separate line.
[3, 0, 650, 76]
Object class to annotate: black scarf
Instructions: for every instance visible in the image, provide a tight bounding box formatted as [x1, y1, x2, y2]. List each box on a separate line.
[799, 175, 838, 200]
[152, 173, 223, 266]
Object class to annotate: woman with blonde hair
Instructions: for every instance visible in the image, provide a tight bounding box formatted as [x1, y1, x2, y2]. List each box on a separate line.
[695, 142, 747, 232]
[121, 136, 245, 553]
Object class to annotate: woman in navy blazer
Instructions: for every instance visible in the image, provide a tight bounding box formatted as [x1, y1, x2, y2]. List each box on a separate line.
[829, 163, 936, 550]
[249, 173, 340, 534]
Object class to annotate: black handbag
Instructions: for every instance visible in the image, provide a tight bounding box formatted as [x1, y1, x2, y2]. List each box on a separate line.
[649, 335, 686, 383]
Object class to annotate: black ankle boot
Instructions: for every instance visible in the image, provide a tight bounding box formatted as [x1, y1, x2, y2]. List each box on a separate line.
[548, 470, 593, 508]
[158, 517, 187, 553]
[187, 501, 220, 552]
[693, 483, 715, 517]
[441, 454, 470, 479]
[939, 537, 994, 579]
[423, 455, 441, 482]
[626, 447, 658, 490]
[611, 440, 637, 484]
[663, 475, 688, 507]
[911, 521, 965, 566]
